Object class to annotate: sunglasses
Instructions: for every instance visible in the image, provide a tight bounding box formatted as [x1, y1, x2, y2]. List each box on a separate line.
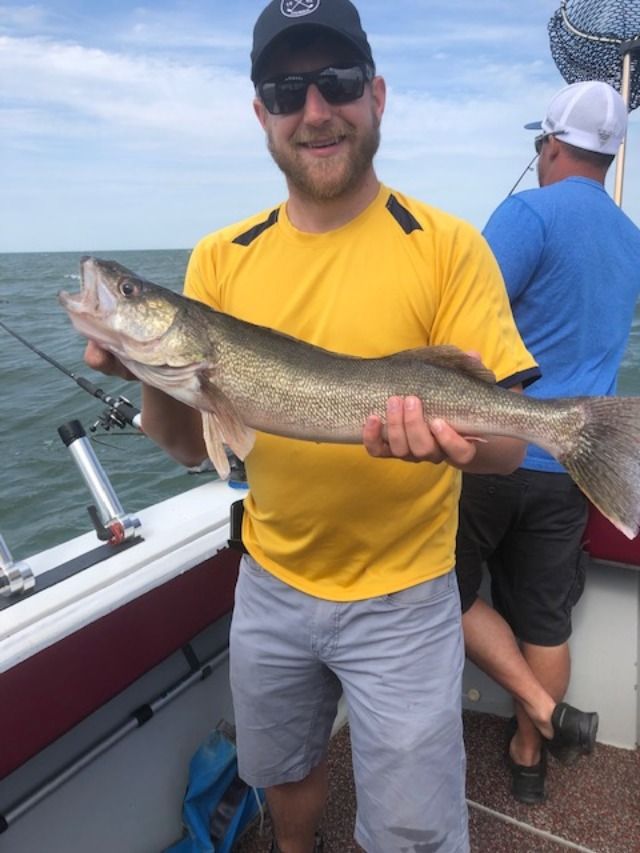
[534, 131, 565, 155]
[257, 64, 374, 116]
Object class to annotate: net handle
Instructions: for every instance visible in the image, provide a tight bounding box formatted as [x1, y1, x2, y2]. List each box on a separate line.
[614, 37, 640, 206]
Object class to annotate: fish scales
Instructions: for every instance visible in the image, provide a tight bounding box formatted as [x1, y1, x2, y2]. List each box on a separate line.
[214, 327, 578, 447]
[197, 308, 573, 443]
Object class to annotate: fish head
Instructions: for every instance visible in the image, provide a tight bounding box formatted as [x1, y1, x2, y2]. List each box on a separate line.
[58, 256, 203, 366]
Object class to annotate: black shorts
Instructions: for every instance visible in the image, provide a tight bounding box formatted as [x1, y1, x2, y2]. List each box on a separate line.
[455, 469, 588, 646]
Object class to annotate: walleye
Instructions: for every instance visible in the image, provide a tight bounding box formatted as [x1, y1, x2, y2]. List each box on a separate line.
[59, 257, 640, 539]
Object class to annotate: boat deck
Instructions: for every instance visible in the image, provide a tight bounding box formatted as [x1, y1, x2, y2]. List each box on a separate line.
[236, 710, 640, 853]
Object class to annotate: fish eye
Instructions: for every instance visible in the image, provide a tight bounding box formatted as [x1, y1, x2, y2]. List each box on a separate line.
[119, 278, 139, 298]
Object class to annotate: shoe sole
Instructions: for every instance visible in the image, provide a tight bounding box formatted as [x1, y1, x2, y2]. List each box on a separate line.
[513, 790, 547, 805]
[548, 712, 599, 765]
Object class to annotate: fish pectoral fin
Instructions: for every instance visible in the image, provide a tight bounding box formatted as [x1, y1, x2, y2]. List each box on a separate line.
[201, 410, 255, 481]
[391, 345, 496, 384]
[222, 419, 256, 462]
[202, 413, 231, 480]
[200, 378, 256, 465]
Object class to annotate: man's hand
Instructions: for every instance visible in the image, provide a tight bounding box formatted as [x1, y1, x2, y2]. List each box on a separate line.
[85, 342, 209, 468]
[363, 396, 478, 468]
[84, 340, 137, 381]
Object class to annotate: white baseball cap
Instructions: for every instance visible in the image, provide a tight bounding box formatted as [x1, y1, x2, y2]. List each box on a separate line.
[525, 80, 628, 155]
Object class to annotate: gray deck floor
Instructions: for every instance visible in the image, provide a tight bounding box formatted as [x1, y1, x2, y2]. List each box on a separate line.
[235, 710, 640, 853]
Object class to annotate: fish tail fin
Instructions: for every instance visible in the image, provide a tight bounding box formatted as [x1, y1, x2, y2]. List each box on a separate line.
[560, 397, 640, 539]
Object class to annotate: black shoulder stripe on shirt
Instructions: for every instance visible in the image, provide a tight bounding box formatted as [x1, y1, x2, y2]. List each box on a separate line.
[385, 194, 424, 235]
[497, 366, 542, 390]
[232, 208, 280, 246]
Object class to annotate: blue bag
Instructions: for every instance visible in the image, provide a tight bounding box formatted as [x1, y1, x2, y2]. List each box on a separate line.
[165, 722, 264, 853]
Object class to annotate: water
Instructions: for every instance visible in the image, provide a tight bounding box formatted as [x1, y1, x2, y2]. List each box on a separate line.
[1, 250, 640, 559]
[0, 249, 213, 558]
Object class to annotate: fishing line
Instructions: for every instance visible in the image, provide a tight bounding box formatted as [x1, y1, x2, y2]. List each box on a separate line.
[0, 318, 142, 432]
[87, 436, 145, 455]
[90, 433, 143, 440]
[507, 151, 539, 196]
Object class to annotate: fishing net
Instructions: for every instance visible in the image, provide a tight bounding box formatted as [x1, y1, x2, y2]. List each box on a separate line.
[548, 0, 640, 110]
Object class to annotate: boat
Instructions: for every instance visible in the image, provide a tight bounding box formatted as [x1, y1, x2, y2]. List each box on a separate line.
[0, 406, 638, 853]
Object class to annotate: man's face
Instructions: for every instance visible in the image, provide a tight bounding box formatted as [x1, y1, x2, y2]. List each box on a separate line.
[254, 41, 385, 201]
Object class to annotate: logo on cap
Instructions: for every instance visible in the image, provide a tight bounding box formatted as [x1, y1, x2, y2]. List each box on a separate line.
[281, 0, 321, 18]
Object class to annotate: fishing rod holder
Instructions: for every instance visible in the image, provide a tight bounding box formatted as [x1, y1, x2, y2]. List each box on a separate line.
[0, 535, 35, 598]
[58, 419, 141, 546]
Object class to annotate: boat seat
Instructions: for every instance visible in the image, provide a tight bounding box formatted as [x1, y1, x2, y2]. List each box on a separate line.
[582, 505, 640, 567]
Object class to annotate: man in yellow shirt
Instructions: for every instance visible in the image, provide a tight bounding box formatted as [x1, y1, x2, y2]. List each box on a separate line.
[85, 2, 537, 851]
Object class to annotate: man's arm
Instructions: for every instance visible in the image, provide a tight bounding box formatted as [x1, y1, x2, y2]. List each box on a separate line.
[363, 389, 526, 475]
[84, 340, 208, 468]
[483, 197, 545, 302]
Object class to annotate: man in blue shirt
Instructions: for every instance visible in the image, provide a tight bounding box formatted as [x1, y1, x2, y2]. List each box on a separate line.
[456, 80, 640, 804]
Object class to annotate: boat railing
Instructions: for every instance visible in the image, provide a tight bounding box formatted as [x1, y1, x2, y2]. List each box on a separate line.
[0, 534, 35, 598]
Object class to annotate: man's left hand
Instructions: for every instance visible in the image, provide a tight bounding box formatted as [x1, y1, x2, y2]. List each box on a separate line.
[363, 396, 478, 468]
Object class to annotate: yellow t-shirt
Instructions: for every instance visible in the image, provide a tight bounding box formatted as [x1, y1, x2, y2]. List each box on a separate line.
[185, 184, 538, 601]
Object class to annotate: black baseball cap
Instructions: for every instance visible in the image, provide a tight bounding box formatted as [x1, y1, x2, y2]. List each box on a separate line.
[251, 0, 374, 84]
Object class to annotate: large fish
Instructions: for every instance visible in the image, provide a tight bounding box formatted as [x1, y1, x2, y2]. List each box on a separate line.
[59, 257, 640, 539]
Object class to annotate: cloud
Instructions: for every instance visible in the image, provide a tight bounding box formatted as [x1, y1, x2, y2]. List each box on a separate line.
[1, 0, 638, 252]
[0, 3, 48, 32]
[121, 13, 249, 52]
[0, 34, 257, 154]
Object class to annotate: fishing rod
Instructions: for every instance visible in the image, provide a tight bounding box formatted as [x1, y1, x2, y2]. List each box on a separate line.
[0, 318, 243, 481]
[507, 151, 539, 197]
[0, 318, 142, 433]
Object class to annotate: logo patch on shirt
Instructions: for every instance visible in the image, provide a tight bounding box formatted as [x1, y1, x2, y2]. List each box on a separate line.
[281, 0, 321, 18]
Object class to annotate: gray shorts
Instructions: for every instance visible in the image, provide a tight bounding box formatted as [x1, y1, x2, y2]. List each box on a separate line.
[230, 555, 469, 853]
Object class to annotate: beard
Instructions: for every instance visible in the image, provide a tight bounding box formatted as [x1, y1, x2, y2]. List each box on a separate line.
[266, 111, 381, 201]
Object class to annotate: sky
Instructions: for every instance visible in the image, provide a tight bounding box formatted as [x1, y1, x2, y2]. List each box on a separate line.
[1, 0, 639, 253]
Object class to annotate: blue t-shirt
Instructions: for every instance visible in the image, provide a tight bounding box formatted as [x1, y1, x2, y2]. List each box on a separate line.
[484, 176, 640, 472]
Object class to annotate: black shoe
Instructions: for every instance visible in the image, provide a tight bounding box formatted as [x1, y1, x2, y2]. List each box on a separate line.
[547, 702, 599, 766]
[505, 718, 547, 804]
[270, 833, 324, 852]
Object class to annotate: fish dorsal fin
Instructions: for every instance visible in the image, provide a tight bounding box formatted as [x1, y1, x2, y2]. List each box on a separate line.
[199, 375, 256, 472]
[391, 345, 496, 384]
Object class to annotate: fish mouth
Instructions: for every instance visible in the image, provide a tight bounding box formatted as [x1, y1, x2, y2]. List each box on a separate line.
[58, 256, 123, 350]
[58, 256, 117, 318]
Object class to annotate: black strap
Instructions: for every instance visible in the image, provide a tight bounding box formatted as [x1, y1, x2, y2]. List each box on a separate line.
[228, 499, 248, 554]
